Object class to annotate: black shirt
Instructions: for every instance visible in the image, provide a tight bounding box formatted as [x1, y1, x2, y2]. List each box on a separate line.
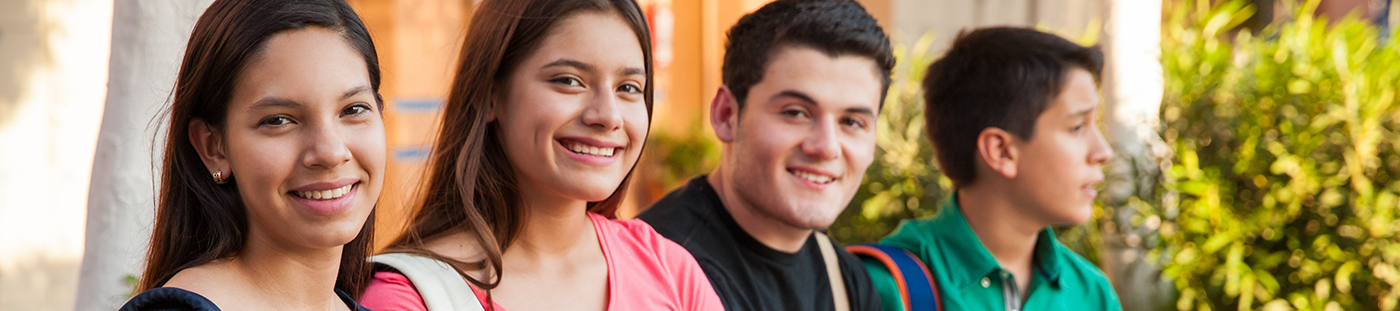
[638, 176, 882, 311]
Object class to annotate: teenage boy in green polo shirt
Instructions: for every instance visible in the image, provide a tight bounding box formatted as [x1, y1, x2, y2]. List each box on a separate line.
[863, 27, 1122, 310]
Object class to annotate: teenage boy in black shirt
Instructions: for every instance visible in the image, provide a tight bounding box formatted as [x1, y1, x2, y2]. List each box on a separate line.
[637, 1, 894, 310]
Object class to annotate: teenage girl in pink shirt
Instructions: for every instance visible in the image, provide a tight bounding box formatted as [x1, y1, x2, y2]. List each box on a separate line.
[357, 0, 722, 310]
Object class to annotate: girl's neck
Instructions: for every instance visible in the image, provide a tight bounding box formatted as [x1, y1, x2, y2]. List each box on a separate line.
[231, 230, 347, 310]
[510, 187, 597, 258]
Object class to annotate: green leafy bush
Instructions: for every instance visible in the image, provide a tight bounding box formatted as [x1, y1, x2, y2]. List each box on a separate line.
[1158, 0, 1400, 310]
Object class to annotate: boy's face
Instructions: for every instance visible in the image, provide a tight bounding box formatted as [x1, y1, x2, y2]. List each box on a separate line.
[720, 46, 882, 231]
[1008, 68, 1113, 226]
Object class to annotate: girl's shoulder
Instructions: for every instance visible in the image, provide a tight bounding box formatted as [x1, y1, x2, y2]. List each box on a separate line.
[364, 253, 499, 311]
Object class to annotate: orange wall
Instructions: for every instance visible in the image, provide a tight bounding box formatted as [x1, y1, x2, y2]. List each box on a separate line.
[347, 0, 471, 249]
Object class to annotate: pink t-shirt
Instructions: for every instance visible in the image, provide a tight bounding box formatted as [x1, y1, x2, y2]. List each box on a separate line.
[360, 212, 723, 311]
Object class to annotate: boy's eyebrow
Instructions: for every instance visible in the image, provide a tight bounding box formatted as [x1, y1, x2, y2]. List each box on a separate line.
[771, 90, 877, 117]
[846, 107, 876, 118]
[1069, 106, 1096, 118]
[771, 90, 816, 104]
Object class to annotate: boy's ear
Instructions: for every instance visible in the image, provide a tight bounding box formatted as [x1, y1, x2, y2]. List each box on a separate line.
[188, 120, 231, 179]
[710, 86, 740, 143]
[976, 127, 1019, 179]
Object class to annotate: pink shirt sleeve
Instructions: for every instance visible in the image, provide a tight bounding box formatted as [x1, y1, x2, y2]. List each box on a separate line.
[360, 271, 502, 311]
[360, 272, 428, 311]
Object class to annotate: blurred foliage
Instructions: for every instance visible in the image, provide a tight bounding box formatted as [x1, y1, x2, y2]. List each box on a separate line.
[1158, 0, 1400, 310]
[124, 273, 138, 298]
[643, 121, 721, 189]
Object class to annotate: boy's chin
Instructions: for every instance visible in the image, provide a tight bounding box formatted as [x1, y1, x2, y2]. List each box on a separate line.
[1039, 202, 1095, 226]
[1059, 205, 1095, 226]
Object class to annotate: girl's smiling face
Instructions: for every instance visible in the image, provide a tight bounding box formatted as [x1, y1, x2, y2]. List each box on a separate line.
[195, 26, 384, 251]
[493, 11, 649, 203]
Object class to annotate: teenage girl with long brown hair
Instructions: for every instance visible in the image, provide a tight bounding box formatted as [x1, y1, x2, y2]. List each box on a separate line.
[121, 0, 384, 309]
[358, 0, 721, 310]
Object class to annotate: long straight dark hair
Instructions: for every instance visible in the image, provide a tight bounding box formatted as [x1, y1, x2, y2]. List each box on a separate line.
[384, 0, 654, 293]
[139, 0, 383, 298]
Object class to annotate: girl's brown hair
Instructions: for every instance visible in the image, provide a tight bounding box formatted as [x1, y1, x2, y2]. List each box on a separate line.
[139, 0, 382, 298]
[384, 0, 653, 293]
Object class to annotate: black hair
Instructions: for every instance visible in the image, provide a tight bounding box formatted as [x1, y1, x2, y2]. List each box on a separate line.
[923, 26, 1104, 188]
[722, 0, 894, 108]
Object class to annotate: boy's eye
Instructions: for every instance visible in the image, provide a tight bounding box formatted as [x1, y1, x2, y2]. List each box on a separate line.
[781, 109, 809, 119]
[842, 117, 867, 129]
[1071, 124, 1084, 132]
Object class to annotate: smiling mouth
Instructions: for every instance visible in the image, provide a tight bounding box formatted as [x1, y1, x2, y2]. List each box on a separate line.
[789, 169, 836, 185]
[561, 139, 620, 158]
[291, 183, 355, 200]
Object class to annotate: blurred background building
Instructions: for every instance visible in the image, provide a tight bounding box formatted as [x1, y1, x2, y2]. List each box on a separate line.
[1, 0, 1396, 310]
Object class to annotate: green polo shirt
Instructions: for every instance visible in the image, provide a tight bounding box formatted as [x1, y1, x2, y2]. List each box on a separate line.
[862, 195, 1122, 311]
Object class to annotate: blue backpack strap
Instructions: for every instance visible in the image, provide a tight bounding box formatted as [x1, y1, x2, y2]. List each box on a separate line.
[847, 244, 942, 311]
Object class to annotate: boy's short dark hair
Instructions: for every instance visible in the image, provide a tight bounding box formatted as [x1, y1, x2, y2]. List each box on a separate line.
[722, 0, 894, 109]
[923, 27, 1104, 188]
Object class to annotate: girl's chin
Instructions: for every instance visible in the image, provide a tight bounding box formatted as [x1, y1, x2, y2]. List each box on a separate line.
[565, 188, 622, 203]
[299, 230, 366, 248]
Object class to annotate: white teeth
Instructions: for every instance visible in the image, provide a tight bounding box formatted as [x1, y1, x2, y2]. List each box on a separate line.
[791, 170, 835, 184]
[294, 183, 354, 200]
[566, 141, 617, 157]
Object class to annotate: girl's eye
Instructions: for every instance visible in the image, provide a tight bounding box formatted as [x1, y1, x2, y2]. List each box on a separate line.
[618, 84, 642, 94]
[342, 103, 371, 116]
[259, 115, 292, 127]
[553, 77, 583, 87]
[1071, 124, 1084, 133]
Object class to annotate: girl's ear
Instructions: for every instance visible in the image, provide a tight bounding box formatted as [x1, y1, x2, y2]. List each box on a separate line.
[189, 119, 231, 182]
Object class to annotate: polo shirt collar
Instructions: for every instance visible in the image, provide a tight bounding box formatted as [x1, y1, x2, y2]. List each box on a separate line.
[930, 194, 1063, 289]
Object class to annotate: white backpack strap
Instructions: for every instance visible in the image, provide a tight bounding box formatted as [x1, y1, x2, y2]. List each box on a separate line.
[370, 253, 486, 311]
[815, 232, 850, 311]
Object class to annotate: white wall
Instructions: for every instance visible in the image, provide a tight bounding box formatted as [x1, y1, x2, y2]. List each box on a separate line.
[891, 0, 1104, 53]
[0, 0, 113, 310]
